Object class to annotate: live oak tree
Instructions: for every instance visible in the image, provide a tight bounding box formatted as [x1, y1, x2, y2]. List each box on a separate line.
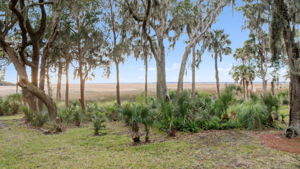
[107, 0, 133, 106]
[176, 0, 234, 95]
[0, 66, 5, 82]
[0, 51, 8, 83]
[0, 0, 62, 123]
[68, 0, 109, 112]
[48, 13, 73, 106]
[125, 0, 183, 100]
[207, 30, 232, 97]
[270, 0, 300, 138]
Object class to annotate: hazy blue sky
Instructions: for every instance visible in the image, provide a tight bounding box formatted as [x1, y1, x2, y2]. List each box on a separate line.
[3, 2, 287, 84]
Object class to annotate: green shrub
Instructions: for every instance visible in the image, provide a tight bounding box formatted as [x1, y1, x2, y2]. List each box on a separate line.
[282, 99, 289, 105]
[31, 110, 48, 127]
[213, 85, 240, 117]
[73, 107, 83, 126]
[237, 100, 270, 130]
[0, 97, 4, 116]
[157, 101, 177, 136]
[138, 104, 154, 142]
[120, 103, 141, 143]
[85, 103, 105, 121]
[22, 105, 47, 127]
[22, 105, 33, 123]
[58, 103, 83, 126]
[197, 116, 221, 130]
[92, 112, 106, 135]
[262, 93, 279, 122]
[104, 104, 120, 121]
[0, 94, 23, 116]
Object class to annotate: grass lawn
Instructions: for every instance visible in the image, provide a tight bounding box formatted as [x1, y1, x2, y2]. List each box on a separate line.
[0, 115, 299, 169]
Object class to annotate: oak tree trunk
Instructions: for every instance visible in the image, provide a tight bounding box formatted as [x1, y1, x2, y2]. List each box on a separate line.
[177, 44, 193, 94]
[192, 48, 196, 99]
[155, 38, 168, 100]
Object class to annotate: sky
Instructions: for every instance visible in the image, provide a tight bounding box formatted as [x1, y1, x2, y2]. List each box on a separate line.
[3, 1, 288, 84]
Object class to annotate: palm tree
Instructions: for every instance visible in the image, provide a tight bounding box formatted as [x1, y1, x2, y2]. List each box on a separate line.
[208, 30, 232, 97]
[230, 65, 255, 99]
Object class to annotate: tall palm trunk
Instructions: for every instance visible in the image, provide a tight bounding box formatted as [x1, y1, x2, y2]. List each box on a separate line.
[271, 77, 275, 96]
[65, 61, 70, 107]
[56, 62, 62, 102]
[79, 78, 86, 112]
[116, 62, 121, 105]
[214, 54, 220, 97]
[242, 79, 246, 99]
[246, 80, 249, 98]
[144, 55, 148, 104]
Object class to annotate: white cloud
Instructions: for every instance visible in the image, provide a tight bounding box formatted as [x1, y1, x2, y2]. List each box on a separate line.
[218, 67, 231, 73]
[167, 63, 180, 71]
[138, 67, 156, 72]
[149, 67, 156, 72]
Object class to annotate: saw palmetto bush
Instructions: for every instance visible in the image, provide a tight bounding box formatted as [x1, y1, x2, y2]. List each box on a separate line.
[22, 105, 48, 127]
[213, 85, 241, 118]
[58, 102, 83, 126]
[237, 100, 270, 130]
[0, 94, 24, 116]
[138, 104, 154, 142]
[120, 103, 142, 143]
[92, 112, 106, 136]
[262, 93, 280, 122]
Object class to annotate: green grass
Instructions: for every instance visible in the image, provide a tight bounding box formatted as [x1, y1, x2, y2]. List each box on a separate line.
[0, 115, 299, 169]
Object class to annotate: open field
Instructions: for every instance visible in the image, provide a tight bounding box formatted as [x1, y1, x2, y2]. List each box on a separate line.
[0, 83, 289, 102]
[0, 115, 299, 169]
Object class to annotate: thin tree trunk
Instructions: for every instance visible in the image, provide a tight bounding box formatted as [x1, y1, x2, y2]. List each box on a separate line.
[65, 61, 70, 107]
[271, 77, 275, 96]
[56, 62, 62, 102]
[242, 79, 246, 99]
[192, 47, 196, 99]
[116, 62, 121, 105]
[262, 79, 267, 96]
[16, 74, 19, 94]
[214, 54, 220, 97]
[144, 55, 148, 104]
[38, 50, 47, 110]
[177, 44, 193, 94]
[246, 80, 249, 98]
[46, 65, 52, 98]
[79, 77, 86, 112]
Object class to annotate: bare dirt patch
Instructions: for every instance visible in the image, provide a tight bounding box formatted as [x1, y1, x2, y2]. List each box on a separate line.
[260, 131, 300, 155]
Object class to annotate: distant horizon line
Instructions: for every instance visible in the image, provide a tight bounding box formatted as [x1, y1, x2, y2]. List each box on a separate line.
[51, 81, 290, 85]
[1, 81, 290, 85]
